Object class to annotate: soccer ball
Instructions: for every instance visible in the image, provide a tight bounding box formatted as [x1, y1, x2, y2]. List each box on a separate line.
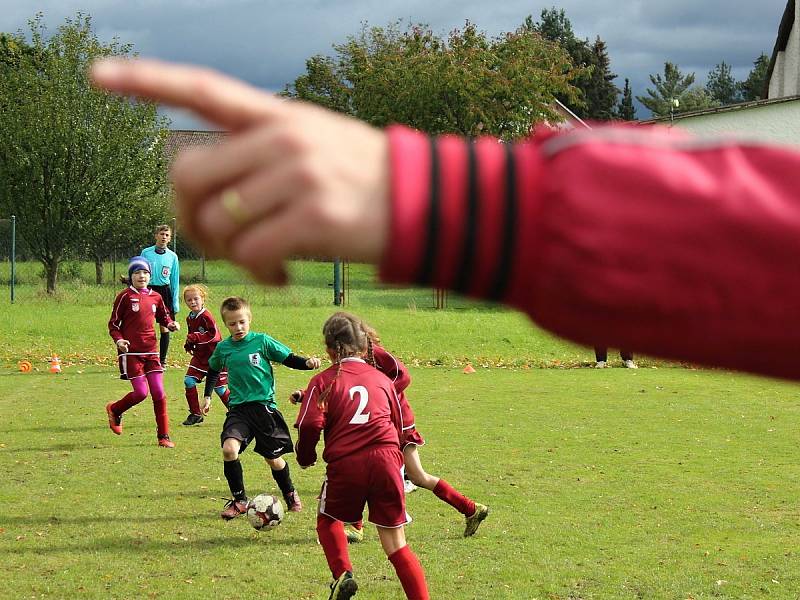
[246, 494, 284, 530]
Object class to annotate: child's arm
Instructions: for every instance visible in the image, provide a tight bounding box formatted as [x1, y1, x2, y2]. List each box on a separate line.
[281, 354, 321, 370]
[373, 345, 411, 393]
[202, 368, 221, 414]
[108, 292, 129, 351]
[170, 255, 181, 314]
[155, 296, 180, 331]
[294, 382, 323, 467]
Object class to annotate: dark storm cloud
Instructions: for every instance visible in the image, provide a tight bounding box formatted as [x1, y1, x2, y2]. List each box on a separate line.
[1, 0, 789, 125]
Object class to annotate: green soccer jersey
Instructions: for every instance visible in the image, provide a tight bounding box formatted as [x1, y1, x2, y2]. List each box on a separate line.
[209, 332, 292, 409]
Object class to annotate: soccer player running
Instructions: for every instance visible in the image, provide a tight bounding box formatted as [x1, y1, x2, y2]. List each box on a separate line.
[294, 312, 429, 600]
[202, 296, 320, 519]
[300, 312, 488, 543]
[181, 284, 230, 426]
[106, 256, 180, 448]
[141, 224, 180, 367]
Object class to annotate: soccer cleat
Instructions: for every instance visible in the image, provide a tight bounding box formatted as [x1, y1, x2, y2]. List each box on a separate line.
[344, 523, 364, 544]
[220, 498, 248, 520]
[105, 402, 122, 435]
[595, 361, 607, 369]
[157, 434, 175, 448]
[403, 479, 418, 494]
[328, 571, 358, 600]
[623, 359, 638, 369]
[182, 413, 204, 426]
[284, 489, 303, 512]
[464, 503, 489, 537]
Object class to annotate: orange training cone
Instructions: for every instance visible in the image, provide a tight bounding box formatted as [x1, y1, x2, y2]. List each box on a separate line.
[462, 364, 476, 374]
[18, 360, 33, 373]
[49, 355, 62, 374]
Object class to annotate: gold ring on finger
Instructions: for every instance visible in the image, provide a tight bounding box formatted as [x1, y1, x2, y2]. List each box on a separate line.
[221, 189, 248, 226]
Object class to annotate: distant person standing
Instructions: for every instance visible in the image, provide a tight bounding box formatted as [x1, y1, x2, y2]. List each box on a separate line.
[142, 224, 180, 367]
[594, 347, 637, 369]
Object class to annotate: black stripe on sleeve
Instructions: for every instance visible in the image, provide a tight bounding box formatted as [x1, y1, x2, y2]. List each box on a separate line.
[417, 136, 440, 285]
[453, 140, 478, 294]
[488, 142, 517, 301]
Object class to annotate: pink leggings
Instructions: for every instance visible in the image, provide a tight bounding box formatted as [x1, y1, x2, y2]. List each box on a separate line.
[110, 372, 169, 437]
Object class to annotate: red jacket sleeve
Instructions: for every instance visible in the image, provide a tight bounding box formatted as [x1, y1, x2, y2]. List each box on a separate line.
[381, 124, 800, 380]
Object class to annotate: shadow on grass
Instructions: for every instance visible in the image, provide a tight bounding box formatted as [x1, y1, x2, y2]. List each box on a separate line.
[0, 424, 105, 434]
[0, 532, 314, 554]
[0, 440, 157, 453]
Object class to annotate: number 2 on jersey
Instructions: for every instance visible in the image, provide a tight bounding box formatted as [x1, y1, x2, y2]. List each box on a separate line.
[348, 385, 370, 424]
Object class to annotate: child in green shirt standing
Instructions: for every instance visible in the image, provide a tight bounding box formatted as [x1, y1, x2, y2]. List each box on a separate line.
[203, 296, 320, 519]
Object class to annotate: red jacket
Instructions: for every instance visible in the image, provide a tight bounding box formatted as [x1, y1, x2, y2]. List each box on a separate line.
[381, 124, 800, 380]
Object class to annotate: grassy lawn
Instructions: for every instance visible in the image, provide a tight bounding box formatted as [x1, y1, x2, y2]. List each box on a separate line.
[1, 264, 799, 598]
[2, 367, 799, 599]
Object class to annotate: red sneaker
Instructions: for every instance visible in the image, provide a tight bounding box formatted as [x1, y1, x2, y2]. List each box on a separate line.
[285, 490, 302, 512]
[220, 498, 248, 520]
[157, 435, 175, 448]
[105, 403, 122, 435]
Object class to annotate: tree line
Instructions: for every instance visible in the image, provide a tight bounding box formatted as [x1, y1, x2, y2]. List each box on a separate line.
[0, 9, 772, 292]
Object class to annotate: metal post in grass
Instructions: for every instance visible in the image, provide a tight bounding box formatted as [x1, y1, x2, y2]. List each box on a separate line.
[201, 252, 206, 282]
[171, 216, 177, 252]
[333, 258, 342, 305]
[10, 215, 15, 303]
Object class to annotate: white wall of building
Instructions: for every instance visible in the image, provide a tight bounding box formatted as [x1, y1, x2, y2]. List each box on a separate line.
[769, 3, 800, 97]
[663, 100, 800, 148]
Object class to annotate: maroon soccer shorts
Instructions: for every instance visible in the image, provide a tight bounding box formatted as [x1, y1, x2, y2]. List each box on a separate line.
[118, 352, 161, 380]
[319, 445, 409, 528]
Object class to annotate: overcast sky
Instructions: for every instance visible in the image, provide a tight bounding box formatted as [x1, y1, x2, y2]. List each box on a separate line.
[0, 1, 789, 128]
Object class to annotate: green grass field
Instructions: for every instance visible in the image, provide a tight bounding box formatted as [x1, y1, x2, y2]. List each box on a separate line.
[2, 265, 800, 598]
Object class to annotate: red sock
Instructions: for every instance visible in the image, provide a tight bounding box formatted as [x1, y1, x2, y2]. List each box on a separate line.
[433, 479, 475, 516]
[185, 386, 200, 414]
[388, 545, 429, 600]
[316, 514, 352, 579]
[353, 520, 363, 530]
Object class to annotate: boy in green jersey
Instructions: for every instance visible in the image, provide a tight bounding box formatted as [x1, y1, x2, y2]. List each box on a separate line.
[203, 296, 320, 519]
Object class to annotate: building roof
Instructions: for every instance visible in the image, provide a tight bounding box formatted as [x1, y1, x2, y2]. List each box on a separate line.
[764, 0, 795, 98]
[164, 129, 227, 163]
[638, 93, 800, 124]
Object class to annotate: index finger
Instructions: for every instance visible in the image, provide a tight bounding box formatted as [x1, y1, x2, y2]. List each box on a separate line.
[90, 58, 290, 131]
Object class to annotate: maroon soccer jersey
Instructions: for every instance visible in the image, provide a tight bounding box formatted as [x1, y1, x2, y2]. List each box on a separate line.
[370, 344, 416, 431]
[371, 343, 411, 393]
[185, 308, 222, 369]
[295, 358, 405, 467]
[108, 286, 174, 353]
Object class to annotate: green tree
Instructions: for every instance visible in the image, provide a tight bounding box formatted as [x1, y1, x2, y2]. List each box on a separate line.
[528, 8, 618, 120]
[616, 78, 636, 120]
[0, 14, 170, 292]
[706, 61, 739, 105]
[286, 21, 580, 139]
[583, 37, 618, 120]
[637, 62, 717, 117]
[739, 53, 770, 101]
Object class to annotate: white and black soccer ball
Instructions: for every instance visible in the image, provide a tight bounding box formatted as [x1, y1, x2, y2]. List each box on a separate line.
[246, 494, 284, 530]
